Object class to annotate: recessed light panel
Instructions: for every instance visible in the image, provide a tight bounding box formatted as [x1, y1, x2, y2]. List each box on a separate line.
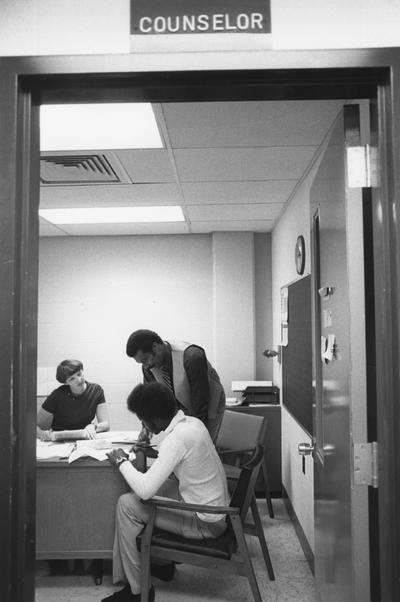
[39, 206, 184, 224]
[40, 103, 163, 151]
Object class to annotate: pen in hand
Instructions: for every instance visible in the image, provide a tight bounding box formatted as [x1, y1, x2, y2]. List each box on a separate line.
[130, 442, 158, 458]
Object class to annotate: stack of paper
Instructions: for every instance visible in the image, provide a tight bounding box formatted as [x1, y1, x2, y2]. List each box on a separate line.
[52, 429, 86, 441]
[36, 441, 75, 460]
[231, 380, 273, 392]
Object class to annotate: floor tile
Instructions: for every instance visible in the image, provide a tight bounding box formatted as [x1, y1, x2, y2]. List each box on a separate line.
[35, 499, 315, 602]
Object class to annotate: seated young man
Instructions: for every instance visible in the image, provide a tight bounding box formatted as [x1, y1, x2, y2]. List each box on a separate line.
[104, 381, 229, 602]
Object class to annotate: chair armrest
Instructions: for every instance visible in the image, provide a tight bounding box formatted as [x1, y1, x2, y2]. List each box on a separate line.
[217, 447, 256, 456]
[142, 495, 237, 515]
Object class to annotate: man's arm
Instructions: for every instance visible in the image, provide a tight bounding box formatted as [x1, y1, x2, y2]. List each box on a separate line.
[109, 438, 185, 499]
[183, 345, 210, 421]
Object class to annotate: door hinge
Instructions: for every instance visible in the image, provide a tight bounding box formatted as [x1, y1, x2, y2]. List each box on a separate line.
[353, 442, 378, 488]
[346, 144, 378, 188]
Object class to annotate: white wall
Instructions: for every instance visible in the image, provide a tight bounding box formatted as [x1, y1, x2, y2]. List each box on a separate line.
[271, 119, 337, 551]
[255, 233, 273, 381]
[212, 232, 256, 388]
[1, 0, 400, 58]
[38, 232, 260, 428]
[0, 0, 130, 56]
[272, 0, 400, 50]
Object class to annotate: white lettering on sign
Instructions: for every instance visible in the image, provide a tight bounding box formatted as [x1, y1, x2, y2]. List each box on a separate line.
[138, 13, 265, 34]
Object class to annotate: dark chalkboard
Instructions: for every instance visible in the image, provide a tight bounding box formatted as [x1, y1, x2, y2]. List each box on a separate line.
[281, 275, 313, 435]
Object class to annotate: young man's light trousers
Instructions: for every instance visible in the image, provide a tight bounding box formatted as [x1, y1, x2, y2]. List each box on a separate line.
[112, 478, 226, 595]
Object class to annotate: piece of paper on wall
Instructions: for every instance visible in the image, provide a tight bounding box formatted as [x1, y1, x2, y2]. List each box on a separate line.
[281, 321, 288, 347]
[280, 287, 288, 321]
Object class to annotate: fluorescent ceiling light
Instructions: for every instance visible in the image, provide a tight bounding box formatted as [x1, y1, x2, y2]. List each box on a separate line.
[40, 103, 163, 151]
[39, 206, 184, 224]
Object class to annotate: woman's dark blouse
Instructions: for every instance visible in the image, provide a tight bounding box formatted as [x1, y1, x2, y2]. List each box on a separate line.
[41, 381, 106, 431]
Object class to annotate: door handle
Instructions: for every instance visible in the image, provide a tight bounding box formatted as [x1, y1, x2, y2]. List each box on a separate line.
[318, 286, 335, 298]
[298, 442, 315, 456]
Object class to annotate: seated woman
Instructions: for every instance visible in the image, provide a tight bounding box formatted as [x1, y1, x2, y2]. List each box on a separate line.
[37, 359, 110, 441]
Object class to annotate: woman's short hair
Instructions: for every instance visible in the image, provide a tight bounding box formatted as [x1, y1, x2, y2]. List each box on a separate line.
[56, 359, 83, 384]
[126, 329, 163, 357]
[127, 382, 177, 423]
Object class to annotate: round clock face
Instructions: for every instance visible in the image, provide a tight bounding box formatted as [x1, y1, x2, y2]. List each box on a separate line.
[295, 235, 305, 275]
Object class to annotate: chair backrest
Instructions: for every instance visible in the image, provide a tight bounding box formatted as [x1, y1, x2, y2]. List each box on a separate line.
[229, 444, 264, 521]
[217, 409, 267, 451]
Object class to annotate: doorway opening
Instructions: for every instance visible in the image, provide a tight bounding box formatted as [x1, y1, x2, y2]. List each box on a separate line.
[1, 57, 399, 602]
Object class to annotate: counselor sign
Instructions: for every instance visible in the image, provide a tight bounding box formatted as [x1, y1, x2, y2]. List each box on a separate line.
[131, 0, 271, 35]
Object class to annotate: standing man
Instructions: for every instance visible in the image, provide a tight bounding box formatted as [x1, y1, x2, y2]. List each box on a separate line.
[126, 329, 226, 442]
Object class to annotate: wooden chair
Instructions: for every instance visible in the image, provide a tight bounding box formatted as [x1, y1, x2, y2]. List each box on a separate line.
[217, 409, 274, 518]
[216, 410, 275, 581]
[138, 445, 268, 602]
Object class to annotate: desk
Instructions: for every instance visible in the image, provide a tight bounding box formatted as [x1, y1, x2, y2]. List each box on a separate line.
[36, 454, 144, 560]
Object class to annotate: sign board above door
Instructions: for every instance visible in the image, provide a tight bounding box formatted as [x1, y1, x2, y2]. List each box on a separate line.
[131, 0, 271, 35]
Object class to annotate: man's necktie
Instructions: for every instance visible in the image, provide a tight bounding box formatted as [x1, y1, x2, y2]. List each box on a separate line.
[160, 366, 174, 392]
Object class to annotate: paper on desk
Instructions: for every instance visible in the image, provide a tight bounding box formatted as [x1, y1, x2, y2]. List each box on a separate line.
[52, 429, 87, 441]
[98, 430, 140, 444]
[68, 445, 136, 464]
[36, 441, 75, 460]
[68, 438, 113, 462]
[68, 447, 110, 463]
[231, 380, 273, 392]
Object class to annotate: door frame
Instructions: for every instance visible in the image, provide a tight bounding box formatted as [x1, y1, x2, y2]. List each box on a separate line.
[0, 50, 399, 602]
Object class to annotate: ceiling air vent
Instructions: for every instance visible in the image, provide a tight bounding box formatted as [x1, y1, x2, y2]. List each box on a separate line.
[40, 154, 125, 185]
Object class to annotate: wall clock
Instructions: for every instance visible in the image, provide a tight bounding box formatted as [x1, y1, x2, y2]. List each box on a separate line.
[295, 235, 305, 275]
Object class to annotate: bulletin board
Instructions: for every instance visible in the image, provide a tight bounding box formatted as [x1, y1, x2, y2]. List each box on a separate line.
[281, 275, 313, 435]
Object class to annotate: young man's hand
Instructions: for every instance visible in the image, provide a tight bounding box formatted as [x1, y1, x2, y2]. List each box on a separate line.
[131, 443, 158, 459]
[107, 448, 129, 467]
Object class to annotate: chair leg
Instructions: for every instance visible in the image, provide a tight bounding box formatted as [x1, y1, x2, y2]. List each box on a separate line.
[140, 509, 156, 602]
[251, 496, 275, 581]
[261, 458, 274, 518]
[231, 515, 262, 602]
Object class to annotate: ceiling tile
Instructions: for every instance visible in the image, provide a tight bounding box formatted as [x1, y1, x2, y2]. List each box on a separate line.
[163, 100, 344, 148]
[191, 220, 275, 233]
[187, 203, 283, 222]
[174, 147, 316, 182]
[116, 149, 176, 182]
[181, 180, 295, 205]
[40, 183, 182, 208]
[50, 222, 190, 236]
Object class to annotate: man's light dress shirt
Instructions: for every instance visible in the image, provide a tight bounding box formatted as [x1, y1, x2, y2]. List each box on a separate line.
[119, 410, 229, 522]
